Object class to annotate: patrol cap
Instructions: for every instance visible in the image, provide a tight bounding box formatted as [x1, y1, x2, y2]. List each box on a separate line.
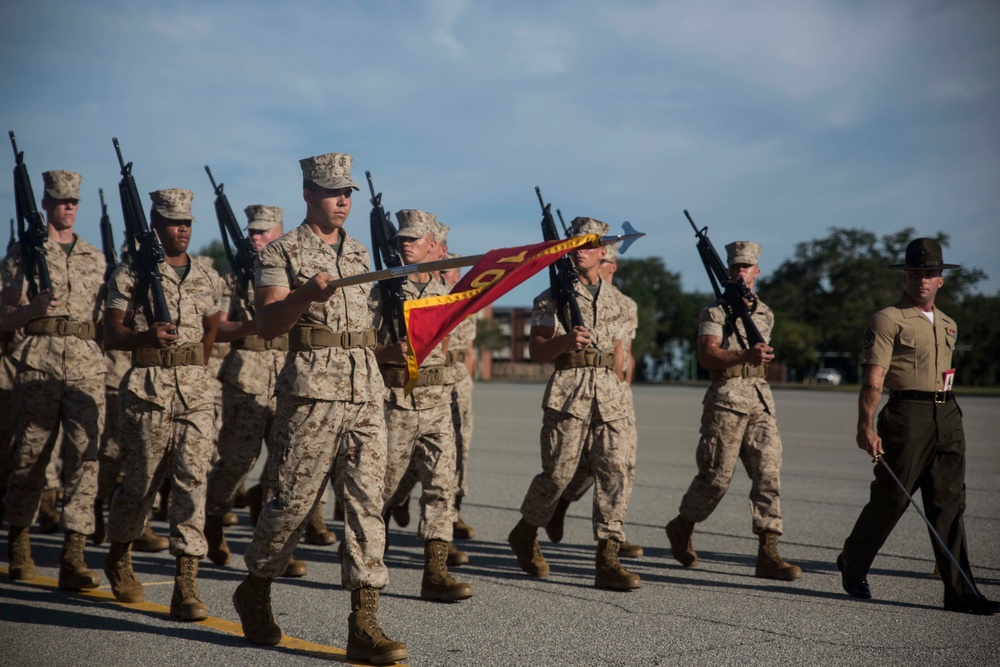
[299, 152, 360, 191]
[890, 237, 959, 270]
[244, 204, 283, 231]
[394, 209, 438, 239]
[42, 170, 82, 200]
[603, 243, 620, 264]
[725, 241, 761, 266]
[570, 216, 611, 237]
[149, 188, 196, 221]
[432, 221, 450, 245]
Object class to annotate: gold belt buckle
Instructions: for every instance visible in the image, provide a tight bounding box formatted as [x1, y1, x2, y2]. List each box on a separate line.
[934, 390, 946, 404]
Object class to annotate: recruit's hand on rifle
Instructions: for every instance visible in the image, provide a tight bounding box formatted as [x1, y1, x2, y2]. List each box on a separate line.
[744, 342, 774, 366]
[146, 321, 179, 349]
[569, 326, 592, 350]
[299, 273, 340, 303]
[27, 290, 58, 319]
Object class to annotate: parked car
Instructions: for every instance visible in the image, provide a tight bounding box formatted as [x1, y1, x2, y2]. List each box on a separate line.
[814, 368, 842, 385]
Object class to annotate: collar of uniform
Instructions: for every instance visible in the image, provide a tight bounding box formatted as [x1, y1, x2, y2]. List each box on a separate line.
[43, 232, 93, 256]
[297, 220, 364, 260]
[895, 294, 935, 319]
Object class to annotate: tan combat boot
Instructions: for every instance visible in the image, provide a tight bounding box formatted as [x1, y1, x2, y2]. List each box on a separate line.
[387, 498, 409, 528]
[233, 482, 249, 509]
[92, 497, 106, 545]
[507, 518, 549, 577]
[347, 587, 408, 666]
[205, 514, 230, 566]
[7, 526, 37, 581]
[282, 555, 308, 578]
[104, 541, 144, 602]
[595, 538, 642, 590]
[545, 497, 571, 543]
[303, 505, 336, 546]
[618, 540, 645, 559]
[221, 511, 238, 527]
[665, 515, 698, 567]
[446, 541, 469, 566]
[755, 532, 802, 581]
[452, 496, 474, 539]
[420, 539, 473, 602]
[170, 555, 209, 621]
[133, 514, 169, 553]
[38, 488, 61, 534]
[58, 531, 101, 590]
[233, 573, 282, 645]
[246, 483, 263, 526]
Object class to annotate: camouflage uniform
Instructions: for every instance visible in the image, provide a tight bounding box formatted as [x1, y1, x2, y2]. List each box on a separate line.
[379, 276, 456, 542]
[104, 258, 223, 556]
[2, 234, 105, 535]
[96, 349, 133, 501]
[205, 273, 284, 519]
[445, 316, 475, 506]
[519, 280, 634, 542]
[0, 305, 23, 510]
[676, 297, 783, 535]
[244, 222, 389, 589]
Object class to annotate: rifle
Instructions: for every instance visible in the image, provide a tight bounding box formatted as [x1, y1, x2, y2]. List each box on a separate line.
[684, 209, 765, 350]
[98, 188, 118, 283]
[113, 138, 173, 329]
[6, 218, 13, 252]
[8, 131, 51, 296]
[536, 186, 584, 331]
[205, 165, 257, 318]
[555, 209, 571, 238]
[366, 170, 407, 343]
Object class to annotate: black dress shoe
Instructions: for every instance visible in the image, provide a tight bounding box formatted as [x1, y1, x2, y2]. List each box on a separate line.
[943, 595, 1000, 615]
[837, 554, 871, 599]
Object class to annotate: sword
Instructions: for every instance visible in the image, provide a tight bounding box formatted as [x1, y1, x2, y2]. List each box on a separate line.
[872, 453, 980, 597]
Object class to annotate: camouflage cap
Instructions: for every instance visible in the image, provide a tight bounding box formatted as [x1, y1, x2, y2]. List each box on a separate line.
[299, 152, 360, 191]
[149, 188, 196, 222]
[394, 209, 438, 239]
[725, 241, 761, 266]
[244, 204, 283, 231]
[603, 243, 620, 263]
[432, 221, 450, 245]
[570, 216, 611, 237]
[42, 170, 82, 200]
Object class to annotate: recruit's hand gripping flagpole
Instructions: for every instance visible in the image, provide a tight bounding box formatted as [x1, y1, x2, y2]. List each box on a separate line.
[872, 453, 981, 598]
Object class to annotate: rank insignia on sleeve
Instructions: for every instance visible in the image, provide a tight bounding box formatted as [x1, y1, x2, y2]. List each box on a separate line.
[863, 328, 875, 349]
[945, 328, 957, 340]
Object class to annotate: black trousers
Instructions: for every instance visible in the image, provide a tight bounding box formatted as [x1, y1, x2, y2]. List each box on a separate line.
[842, 397, 976, 601]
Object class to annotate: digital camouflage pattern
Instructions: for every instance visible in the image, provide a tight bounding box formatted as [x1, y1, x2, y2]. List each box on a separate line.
[96, 350, 132, 501]
[677, 296, 784, 535]
[256, 223, 383, 403]
[445, 317, 476, 500]
[3, 235, 106, 534]
[247, 222, 390, 589]
[104, 258, 222, 556]
[520, 281, 634, 542]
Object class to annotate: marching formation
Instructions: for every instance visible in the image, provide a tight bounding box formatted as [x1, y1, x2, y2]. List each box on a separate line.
[2, 133, 997, 666]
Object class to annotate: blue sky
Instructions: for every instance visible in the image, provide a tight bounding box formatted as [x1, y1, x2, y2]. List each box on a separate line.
[2, 0, 997, 306]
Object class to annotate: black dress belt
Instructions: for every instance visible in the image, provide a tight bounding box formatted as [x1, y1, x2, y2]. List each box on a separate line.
[889, 390, 954, 403]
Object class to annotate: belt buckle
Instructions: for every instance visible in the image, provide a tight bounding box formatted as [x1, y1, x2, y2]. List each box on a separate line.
[934, 390, 946, 404]
[162, 348, 176, 367]
[55, 319, 71, 335]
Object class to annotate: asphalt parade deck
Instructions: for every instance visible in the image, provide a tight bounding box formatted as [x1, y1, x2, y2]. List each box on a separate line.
[2, 383, 998, 666]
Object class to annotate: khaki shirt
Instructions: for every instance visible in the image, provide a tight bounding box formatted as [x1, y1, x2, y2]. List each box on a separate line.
[3, 236, 105, 380]
[218, 271, 284, 397]
[531, 281, 630, 422]
[443, 316, 475, 385]
[255, 222, 383, 403]
[861, 295, 957, 392]
[377, 276, 450, 410]
[698, 297, 776, 415]
[106, 258, 222, 409]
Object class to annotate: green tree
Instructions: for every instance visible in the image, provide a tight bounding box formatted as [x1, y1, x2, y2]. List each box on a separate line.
[193, 239, 228, 274]
[950, 292, 1000, 386]
[474, 317, 507, 352]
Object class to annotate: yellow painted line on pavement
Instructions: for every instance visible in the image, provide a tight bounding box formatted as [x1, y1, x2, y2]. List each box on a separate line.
[1, 566, 410, 666]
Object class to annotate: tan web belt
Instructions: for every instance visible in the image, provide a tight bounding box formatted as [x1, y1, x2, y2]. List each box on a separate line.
[381, 364, 445, 388]
[446, 349, 468, 365]
[132, 344, 205, 368]
[24, 317, 96, 340]
[288, 325, 376, 352]
[554, 349, 615, 372]
[232, 333, 289, 352]
[710, 363, 768, 381]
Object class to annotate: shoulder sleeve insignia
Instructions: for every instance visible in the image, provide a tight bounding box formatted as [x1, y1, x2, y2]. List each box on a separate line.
[863, 327, 875, 349]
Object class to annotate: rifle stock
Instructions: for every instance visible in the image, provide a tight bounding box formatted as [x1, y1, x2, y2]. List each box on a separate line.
[684, 209, 765, 350]
[113, 137, 173, 328]
[8, 131, 51, 296]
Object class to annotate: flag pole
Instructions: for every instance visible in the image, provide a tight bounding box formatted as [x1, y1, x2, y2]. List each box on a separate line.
[326, 222, 645, 290]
